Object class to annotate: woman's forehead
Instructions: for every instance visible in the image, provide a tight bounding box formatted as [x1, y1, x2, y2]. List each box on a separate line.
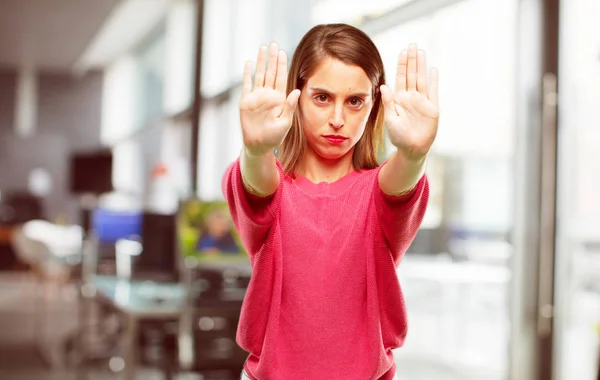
[306, 58, 372, 94]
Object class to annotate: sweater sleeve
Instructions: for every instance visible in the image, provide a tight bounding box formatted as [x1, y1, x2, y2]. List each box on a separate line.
[221, 158, 282, 257]
[374, 167, 429, 265]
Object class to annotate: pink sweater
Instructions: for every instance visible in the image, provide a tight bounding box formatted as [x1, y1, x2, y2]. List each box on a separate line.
[222, 158, 429, 380]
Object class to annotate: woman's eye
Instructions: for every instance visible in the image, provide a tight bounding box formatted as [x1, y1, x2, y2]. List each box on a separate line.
[349, 98, 363, 107]
[315, 95, 328, 103]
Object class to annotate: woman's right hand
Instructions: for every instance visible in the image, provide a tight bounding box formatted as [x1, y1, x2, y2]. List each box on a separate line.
[240, 42, 301, 157]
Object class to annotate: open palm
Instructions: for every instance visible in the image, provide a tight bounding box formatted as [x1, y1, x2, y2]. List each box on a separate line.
[380, 44, 439, 160]
[240, 43, 301, 156]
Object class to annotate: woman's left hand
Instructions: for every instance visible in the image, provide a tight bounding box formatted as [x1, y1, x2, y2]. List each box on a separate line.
[380, 43, 439, 161]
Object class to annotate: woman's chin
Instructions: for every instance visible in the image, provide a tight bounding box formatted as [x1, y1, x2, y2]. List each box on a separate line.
[316, 146, 352, 161]
[304, 139, 354, 161]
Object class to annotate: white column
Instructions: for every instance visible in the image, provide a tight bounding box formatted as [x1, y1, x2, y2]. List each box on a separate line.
[163, 0, 198, 115]
[14, 66, 38, 138]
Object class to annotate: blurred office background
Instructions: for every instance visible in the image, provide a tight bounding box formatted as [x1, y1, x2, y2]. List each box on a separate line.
[0, 0, 598, 379]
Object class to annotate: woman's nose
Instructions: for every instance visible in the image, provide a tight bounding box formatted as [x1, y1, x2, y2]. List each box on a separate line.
[329, 104, 345, 129]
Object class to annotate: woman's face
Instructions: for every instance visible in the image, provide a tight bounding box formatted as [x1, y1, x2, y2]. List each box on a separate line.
[299, 58, 374, 161]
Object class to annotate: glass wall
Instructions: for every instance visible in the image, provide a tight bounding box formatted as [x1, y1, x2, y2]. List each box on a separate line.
[101, 0, 197, 204]
[554, 0, 600, 378]
[137, 26, 167, 127]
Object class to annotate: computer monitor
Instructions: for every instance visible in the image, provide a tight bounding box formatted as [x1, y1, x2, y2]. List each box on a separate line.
[69, 150, 113, 195]
[177, 199, 247, 264]
[133, 212, 179, 282]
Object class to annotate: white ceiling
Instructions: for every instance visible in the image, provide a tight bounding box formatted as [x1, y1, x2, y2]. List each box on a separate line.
[0, 0, 120, 70]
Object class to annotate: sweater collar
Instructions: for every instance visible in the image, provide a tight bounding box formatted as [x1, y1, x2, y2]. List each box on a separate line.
[287, 169, 364, 196]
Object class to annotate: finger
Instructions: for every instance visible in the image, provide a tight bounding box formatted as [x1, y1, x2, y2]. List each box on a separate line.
[406, 43, 418, 91]
[275, 50, 288, 93]
[254, 45, 268, 88]
[242, 61, 253, 96]
[429, 67, 439, 107]
[264, 42, 279, 89]
[417, 49, 428, 95]
[380, 84, 398, 117]
[395, 49, 407, 93]
[280, 89, 301, 121]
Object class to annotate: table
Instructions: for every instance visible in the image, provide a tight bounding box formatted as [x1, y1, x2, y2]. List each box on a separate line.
[84, 275, 186, 380]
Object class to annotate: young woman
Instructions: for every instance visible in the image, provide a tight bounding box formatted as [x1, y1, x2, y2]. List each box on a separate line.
[223, 23, 439, 380]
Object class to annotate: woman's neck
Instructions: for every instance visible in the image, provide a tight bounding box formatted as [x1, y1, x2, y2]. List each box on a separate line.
[296, 146, 355, 184]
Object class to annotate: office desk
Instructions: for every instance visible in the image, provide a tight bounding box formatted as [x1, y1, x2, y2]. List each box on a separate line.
[85, 275, 186, 380]
[91, 275, 186, 317]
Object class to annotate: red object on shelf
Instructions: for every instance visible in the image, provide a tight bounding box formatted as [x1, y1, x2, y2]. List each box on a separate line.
[151, 163, 169, 178]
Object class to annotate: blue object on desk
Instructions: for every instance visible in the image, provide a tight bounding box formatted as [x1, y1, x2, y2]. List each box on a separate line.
[92, 208, 143, 244]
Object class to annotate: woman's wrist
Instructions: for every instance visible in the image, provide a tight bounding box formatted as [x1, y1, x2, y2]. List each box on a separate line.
[240, 146, 279, 197]
[379, 149, 428, 196]
[243, 144, 275, 159]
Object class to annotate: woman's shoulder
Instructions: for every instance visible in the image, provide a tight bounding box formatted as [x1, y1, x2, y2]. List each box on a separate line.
[354, 163, 383, 182]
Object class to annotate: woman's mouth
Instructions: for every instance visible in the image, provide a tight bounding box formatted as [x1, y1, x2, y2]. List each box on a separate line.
[323, 135, 348, 144]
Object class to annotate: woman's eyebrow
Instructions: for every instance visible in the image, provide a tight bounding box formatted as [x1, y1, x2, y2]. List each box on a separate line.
[348, 92, 370, 98]
[308, 87, 332, 94]
[308, 87, 370, 98]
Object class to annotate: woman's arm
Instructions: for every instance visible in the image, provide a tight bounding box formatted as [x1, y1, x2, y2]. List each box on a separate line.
[378, 43, 439, 195]
[222, 158, 282, 257]
[239, 42, 300, 197]
[374, 169, 429, 264]
[374, 44, 437, 261]
[378, 149, 427, 196]
[222, 42, 299, 256]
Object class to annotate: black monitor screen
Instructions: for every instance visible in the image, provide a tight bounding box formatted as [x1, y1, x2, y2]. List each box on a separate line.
[135, 212, 178, 281]
[69, 151, 113, 195]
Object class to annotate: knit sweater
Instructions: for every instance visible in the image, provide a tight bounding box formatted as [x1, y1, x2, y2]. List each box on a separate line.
[222, 157, 429, 380]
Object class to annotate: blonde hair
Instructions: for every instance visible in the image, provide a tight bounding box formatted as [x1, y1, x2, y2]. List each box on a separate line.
[279, 23, 386, 176]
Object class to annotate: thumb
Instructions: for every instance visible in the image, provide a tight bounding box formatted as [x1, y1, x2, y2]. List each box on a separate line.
[380, 85, 397, 117]
[280, 89, 301, 121]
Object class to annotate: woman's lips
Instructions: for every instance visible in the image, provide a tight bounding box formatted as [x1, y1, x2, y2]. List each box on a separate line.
[323, 135, 347, 144]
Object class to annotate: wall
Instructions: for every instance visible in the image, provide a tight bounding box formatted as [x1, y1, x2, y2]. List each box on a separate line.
[0, 68, 104, 223]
